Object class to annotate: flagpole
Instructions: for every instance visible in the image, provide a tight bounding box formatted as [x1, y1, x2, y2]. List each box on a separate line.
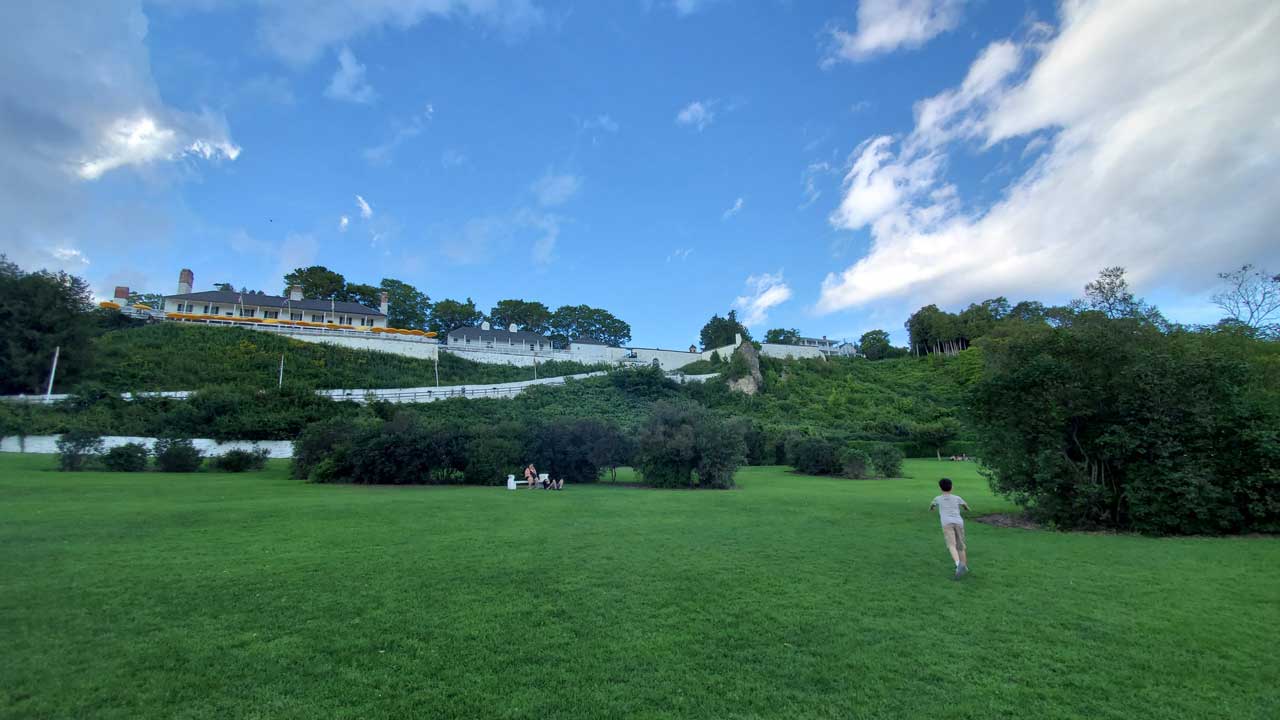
[278, 354, 285, 388]
[45, 346, 60, 399]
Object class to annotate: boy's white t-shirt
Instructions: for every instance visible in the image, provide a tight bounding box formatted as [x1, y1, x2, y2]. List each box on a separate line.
[932, 494, 966, 526]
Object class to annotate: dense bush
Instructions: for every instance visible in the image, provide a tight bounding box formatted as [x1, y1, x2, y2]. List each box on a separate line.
[867, 444, 904, 478]
[790, 436, 842, 475]
[634, 402, 743, 489]
[154, 438, 203, 473]
[56, 430, 103, 471]
[971, 318, 1280, 534]
[210, 448, 271, 472]
[839, 448, 873, 479]
[101, 443, 149, 472]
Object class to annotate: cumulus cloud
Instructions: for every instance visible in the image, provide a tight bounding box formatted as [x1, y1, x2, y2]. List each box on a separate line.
[667, 247, 694, 263]
[818, 0, 1280, 314]
[582, 114, 619, 133]
[51, 247, 90, 266]
[676, 100, 716, 131]
[338, 215, 350, 232]
[0, 1, 239, 274]
[824, 0, 964, 65]
[355, 194, 373, 219]
[531, 173, 581, 207]
[722, 197, 744, 220]
[253, 0, 545, 66]
[325, 47, 376, 103]
[734, 272, 793, 327]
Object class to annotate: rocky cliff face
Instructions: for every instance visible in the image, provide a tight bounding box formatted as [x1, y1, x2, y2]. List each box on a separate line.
[727, 339, 763, 395]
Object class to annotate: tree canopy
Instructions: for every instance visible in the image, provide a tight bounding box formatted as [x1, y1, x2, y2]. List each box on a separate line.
[700, 310, 750, 350]
[429, 298, 484, 335]
[763, 328, 800, 345]
[380, 278, 431, 330]
[489, 299, 552, 334]
[282, 266, 347, 300]
[548, 304, 631, 347]
[0, 256, 96, 393]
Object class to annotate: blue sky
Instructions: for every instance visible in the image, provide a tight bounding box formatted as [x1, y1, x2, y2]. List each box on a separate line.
[3, 1, 1277, 348]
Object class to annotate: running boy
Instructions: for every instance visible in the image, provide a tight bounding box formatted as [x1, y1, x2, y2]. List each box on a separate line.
[930, 478, 970, 578]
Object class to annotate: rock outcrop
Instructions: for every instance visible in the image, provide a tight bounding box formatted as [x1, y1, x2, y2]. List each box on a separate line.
[727, 339, 763, 395]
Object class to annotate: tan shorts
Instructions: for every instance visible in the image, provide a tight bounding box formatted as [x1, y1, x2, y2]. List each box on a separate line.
[942, 523, 966, 552]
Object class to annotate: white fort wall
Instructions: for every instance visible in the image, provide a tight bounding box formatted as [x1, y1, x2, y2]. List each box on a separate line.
[1, 435, 294, 458]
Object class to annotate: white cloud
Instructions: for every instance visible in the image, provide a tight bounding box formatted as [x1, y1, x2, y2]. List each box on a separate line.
[441, 148, 468, 168]
[800, 161, 834, 210]
[666, 247, 694, 263]
[734, 272, 793, 327]
[254, 0, 545, 66]
[363, 103, 434, 164]
[0, 1, 239, 274]
[671, 0, 720, 16]
[676, 100, 716, 131]
[338, 215, 350, 232]
[531, 173, 581, 207]
[51, 247, 90, 266]
[819, 0, 1280, 314]
[825, 0, 964, 65]
[355, 194, 373, 219]
[325, 47, 376, 103]
[722, 197, 744, 220]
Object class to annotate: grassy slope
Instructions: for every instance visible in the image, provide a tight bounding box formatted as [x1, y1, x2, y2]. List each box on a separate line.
[2, 454, 1275, 719]
[81, 323, 605, 392]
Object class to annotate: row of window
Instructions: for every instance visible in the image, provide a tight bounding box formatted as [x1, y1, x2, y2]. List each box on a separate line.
[166, 301, 376, 325]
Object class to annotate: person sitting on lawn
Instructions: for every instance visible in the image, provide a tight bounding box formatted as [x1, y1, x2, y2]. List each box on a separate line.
[930, 477, 971, 579]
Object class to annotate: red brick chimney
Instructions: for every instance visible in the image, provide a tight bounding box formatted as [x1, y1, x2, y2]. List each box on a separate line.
[177, 268, 193, 294]
[113, 286, 129, 302]
[379, 291, 389, 316]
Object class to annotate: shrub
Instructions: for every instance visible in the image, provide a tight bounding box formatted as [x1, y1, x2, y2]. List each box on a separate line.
[839, 448, 873, 479]
[464, 426, 526, 485]
[867, 444, 904, 478]
[634, 402, 743, 489]
[56, 430, 104, 471]
[210, 447, 270, 473]
[790, 436, 841, 475]
[101, 442, 149, 472]
[154, 438, 203, 472]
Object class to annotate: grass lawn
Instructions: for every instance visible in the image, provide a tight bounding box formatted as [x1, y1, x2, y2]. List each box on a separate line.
[1, 454, 1276, 719]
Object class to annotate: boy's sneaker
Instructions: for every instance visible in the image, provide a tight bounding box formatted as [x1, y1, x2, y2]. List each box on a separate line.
[954, 564, 968, 579]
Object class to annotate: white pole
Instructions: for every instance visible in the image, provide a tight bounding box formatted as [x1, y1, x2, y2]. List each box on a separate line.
[45, 345, 60, 398]
[434, 351, 439, 387]
[278, 353, 285, 388]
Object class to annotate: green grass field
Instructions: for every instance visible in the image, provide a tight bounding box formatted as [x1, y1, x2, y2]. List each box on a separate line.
[2, 454, 1276, 719]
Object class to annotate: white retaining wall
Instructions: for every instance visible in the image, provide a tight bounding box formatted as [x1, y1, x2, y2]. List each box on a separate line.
[759, 343, 825, 360]
[317, 371, 608, 403]
[270, 328, 439, 360]
[1, 435, 294, 458]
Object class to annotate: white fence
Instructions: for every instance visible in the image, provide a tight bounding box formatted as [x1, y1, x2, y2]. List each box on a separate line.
[1, 435, 294, 458]
[316, 372, 608, 404]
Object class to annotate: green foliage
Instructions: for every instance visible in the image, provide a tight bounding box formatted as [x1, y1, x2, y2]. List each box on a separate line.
[81, 323, 602, 392]
[790, 436, 841, 475]
[101, 443, 149, 472]
[857, 330, 906, 360]
[699, 310, 750, 350]
[0, 256, 96, 393]
[282, 266, 346, 300]
[428, 297, 484, 335]
[867, 444, 904, 478]
[56, 430, 103, 471]
[972, 316, 1280, 534]
[548, 304, 631, 347]
[764, 328, 801, 345]
[839, 447, 873, 479]
[154, 438, 203, 473]
[488, 299, 552, 335]
[209, 448, 270, 473]
[379, 278, 431, 330]
[910, 418, 961, 459]
[634, 401, 743, 489]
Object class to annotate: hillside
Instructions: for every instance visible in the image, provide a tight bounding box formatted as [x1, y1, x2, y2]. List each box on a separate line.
[79, 323, 606, 392]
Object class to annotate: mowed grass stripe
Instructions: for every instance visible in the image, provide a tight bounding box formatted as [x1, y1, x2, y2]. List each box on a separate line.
[1, 454, 1276, 719]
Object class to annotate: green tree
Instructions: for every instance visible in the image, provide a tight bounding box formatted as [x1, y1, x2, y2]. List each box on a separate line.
[380, 278, 431, 330]
[429, 298, 484, 335]
[858, 329, 893, 360]
[763, 327, 801, 345]
[0, 257, 96, 393]
[282, 266, 347, 300]
[489, 299, 552, 334]
[1082, 266, 1166, 325]
[214, 282, 235, 292]
[344, 283, 382, 310]
[911, 418, 961, 460]
[548, 305, 631, 347]
[699, 310, 750, 350]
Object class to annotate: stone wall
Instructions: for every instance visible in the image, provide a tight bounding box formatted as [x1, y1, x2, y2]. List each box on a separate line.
[758, 343, 825, 360]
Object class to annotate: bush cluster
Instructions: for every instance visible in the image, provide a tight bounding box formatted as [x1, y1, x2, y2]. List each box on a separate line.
[56, 430, 104, 471]
[292, 414, 632, 486]
[101, 443, 149, 472]
[210, 448, 271, 472]
[633, 402, 744, 489]
[154, 438, 203, 473]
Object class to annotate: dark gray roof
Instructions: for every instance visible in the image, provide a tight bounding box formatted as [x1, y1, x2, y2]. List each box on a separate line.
[447, 326, 550, 344]
[163, 291, 384, 316]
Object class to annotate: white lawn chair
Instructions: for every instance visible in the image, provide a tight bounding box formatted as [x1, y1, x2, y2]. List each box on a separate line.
[538, 473, 550, 488]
